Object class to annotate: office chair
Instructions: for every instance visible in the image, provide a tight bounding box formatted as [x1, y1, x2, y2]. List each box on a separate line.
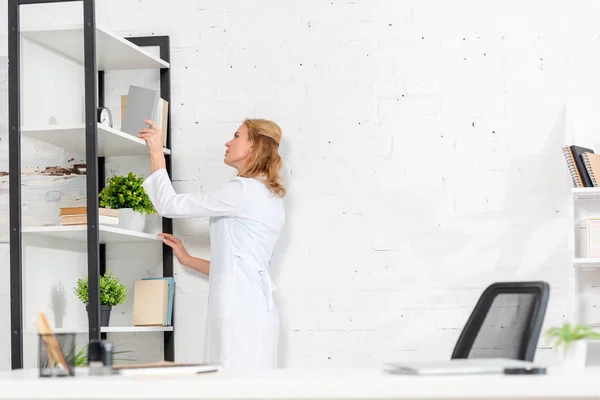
[451, 281, 550, 362]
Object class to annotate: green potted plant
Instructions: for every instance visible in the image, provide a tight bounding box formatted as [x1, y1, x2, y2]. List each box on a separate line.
[74, 271, 127, 327]
[99, 172, 155, 231]
[545, 322, 600, 372]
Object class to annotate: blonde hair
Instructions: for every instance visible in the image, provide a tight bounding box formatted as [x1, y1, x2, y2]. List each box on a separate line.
[239, 118, 286, 197]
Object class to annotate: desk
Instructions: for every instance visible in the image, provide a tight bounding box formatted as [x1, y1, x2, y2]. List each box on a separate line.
[0, 367, 599, 400]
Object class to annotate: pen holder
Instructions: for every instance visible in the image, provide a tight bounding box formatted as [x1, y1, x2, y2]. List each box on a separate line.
[38, 332, 76, 377]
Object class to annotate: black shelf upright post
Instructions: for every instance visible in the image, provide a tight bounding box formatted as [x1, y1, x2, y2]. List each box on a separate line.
[98, 70, 106, 341]
[125, 35, 174, 362]
[82, 0, 101, 345]
[8, 0, 23, 370]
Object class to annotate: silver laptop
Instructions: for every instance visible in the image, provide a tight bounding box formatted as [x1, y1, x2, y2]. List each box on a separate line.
[384, 358, 535, 375]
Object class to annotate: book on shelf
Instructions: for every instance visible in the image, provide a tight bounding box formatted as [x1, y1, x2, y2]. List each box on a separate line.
[133, 279, 169, 326]
[59, 207, 119, 217]
[60, 215, 119, 226]
[58, 207, 119, 226]
[142, 277, 175, 326]
[121, 85, 169, 147]
[582, 153, 600, 188]
[562, 145, 595, 187]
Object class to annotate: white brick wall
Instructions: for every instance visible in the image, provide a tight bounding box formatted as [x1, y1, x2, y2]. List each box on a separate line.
[3, 0, 600, 370]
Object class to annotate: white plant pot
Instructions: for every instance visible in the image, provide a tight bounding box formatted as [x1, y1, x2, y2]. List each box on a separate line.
[561, 340, 587, 373]
[117, 208, 146, 232]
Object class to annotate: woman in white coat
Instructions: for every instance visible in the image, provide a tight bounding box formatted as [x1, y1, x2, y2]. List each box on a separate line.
[138, 118, 286, 371]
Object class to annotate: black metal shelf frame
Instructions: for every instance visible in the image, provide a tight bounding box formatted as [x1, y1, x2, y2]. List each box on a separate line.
[8, 0, 173, 369]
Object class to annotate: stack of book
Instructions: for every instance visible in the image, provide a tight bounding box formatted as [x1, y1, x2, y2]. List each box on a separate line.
[562, 145, 600, 187]
[58, 207, 119, 226]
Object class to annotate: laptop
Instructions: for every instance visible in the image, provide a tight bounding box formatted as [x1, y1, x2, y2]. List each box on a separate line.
[384, 358, 536, 375]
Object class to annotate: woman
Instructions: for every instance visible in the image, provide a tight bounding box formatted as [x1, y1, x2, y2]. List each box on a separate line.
[138, 118, 286, 371]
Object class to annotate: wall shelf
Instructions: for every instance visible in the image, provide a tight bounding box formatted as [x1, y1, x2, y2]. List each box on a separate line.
[25, 326, 173, 334]
[21, 25, 169, 70]
[23, 225, 161, 244]
[574, 258, 600, 268]
[22, 124, 170, 157]
[9, 1, 175, 369]
[572, 188, 600, 200]
[101, 326, 173, 333]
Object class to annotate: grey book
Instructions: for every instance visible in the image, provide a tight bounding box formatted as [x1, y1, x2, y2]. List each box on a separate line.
[120, 85, 159, 137]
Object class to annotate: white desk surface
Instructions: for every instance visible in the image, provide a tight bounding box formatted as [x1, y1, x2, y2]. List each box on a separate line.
[0, 367, 599, 400]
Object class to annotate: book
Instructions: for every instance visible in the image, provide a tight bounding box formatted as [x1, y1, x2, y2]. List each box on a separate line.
[562, 146, 583, 187]
[59, 207, 119, 217]
[582, 152, 600, 187]
[142, 277, 175, 326]
[60, 215, 119, 226]
[120, 85, 160, 138]
[112, 361, 220, 376]
[133, 279, 169, 326]
[570, 145, 595, 187]
[121, 93, 168, 146]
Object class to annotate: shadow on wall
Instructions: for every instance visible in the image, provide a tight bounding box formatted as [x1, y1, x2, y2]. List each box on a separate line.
[271, 106, 571, 365]
[375, 106, 571, 359]
[270, 134, 294, 368]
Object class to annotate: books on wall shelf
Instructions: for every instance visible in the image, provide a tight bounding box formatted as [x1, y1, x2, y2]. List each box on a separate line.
[58, 207, 119, 226]
[562, 145, 599, 187]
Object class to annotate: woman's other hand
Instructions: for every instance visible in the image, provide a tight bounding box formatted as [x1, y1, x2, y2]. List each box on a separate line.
[159, 233, 190, 265]
[138, 119, 163, 154]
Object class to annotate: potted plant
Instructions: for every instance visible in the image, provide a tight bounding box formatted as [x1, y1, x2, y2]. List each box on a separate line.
[74, 271, 127, 327]
[545, 322, 600, 372]
[99, 172, 155, 231]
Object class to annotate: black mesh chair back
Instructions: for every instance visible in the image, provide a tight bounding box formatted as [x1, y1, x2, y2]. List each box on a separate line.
[451, 281, 550, 361]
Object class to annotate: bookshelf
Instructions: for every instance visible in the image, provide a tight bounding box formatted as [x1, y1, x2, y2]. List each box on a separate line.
[572, 187, 600, 200]
[8, 0, 174, 369]
[569, 187, 600, 329]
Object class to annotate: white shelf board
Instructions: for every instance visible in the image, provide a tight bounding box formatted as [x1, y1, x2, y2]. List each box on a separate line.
[22, 124, 170, 157]
[24, 327, 89, 334]
[25, 326, 173, 334]
[102, 326, 173, 333]
[23, 225, 161, 244]
[21, 25, 169, 70]
[573, 258, 600, 269]
[572, 187, 600, 200]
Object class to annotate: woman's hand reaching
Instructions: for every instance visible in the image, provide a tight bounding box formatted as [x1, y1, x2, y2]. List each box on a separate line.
[138, 119, 166, 172]
[138, 119, 163, 154]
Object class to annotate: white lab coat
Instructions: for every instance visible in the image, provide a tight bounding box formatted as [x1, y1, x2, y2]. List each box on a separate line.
[142, 169, 285, 370]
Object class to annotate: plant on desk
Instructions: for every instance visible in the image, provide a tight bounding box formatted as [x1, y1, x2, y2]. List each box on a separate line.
[75, 271, 127, 327]
[99, 172, 156, 232]
[71, 343, 135, 367]
[545, 322, 600, 372]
